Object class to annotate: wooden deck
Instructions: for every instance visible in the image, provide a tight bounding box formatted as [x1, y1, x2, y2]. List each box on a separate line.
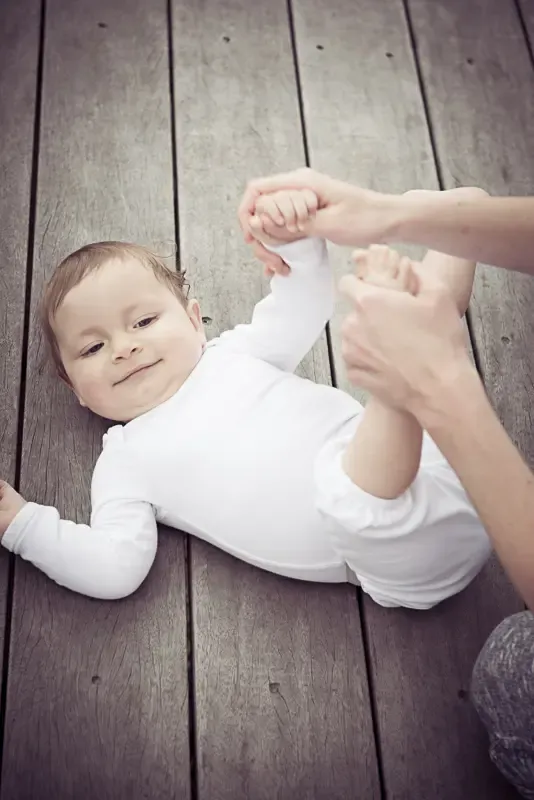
[1, 0, 533, 797]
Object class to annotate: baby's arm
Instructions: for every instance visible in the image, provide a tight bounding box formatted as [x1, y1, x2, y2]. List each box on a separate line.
[0, 444, 157, 599]
[215, 189, 334, 372]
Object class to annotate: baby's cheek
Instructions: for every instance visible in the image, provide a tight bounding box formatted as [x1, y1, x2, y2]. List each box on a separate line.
[75, 364, 110, 404]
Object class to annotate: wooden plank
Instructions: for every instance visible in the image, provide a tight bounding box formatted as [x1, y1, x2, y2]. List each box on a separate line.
[0, 2, 191, 799]
[408, 0, 534, 457]
[292, 0, 523, 797]
[294, 0, 440, 407]
[193, 547, 378, 799]
[0, 0, 40, 727]
[171, 1, 380, 797]
[520, 0, 534, 41]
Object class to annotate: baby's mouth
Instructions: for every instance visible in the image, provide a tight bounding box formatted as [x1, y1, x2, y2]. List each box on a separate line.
[114, 360, 161, 385]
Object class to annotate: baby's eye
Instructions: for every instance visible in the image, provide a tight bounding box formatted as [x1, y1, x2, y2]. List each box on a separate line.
[81, 342, 103, 357]
[135, 316, 157, 329]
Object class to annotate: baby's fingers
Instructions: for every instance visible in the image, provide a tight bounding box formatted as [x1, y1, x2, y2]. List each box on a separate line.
[275, 190, 318, 232]
[290, 189, 317, 231]
[268, 194, 298, 230]
[254, 195, 285, 226]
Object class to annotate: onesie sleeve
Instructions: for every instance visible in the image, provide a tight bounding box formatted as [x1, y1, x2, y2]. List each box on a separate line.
[1, 437, 157, 600]
[210, 237, 334, 372]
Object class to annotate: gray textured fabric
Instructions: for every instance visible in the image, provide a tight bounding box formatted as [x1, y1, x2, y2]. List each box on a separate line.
[471, 612, 534, 799]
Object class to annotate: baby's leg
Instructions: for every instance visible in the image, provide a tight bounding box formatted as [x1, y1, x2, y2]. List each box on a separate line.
[413, 249, 475, 317]
[315, 429, 492, 609]
[343, 245, 476, 500]
[342, 245, 423, 500]
[317, 246, 488, 609]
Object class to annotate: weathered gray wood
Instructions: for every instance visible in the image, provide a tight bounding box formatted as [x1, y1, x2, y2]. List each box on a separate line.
[1, 2, 191, 799]
[294, 0, 439, 406]
[0, 0, 40, 720]
[520, 0, 534, 40]
[409, 0, 534, 456]
[171, 0, 380, 797]
[293, 0, 523, 797]
[192, 546, 379, 800]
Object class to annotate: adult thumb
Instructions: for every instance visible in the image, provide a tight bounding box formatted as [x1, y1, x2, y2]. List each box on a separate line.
[338, 273, 379, 306]
[303, 205, 340, 241]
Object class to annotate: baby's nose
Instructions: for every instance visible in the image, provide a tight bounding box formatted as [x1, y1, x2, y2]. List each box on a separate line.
[112, 337, 140, 361]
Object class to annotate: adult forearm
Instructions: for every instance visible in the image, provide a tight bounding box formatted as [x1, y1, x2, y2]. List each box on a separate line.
[343, 399, 423, 499]
[418, 364, 534, 609]
[388, 195, 534, 274]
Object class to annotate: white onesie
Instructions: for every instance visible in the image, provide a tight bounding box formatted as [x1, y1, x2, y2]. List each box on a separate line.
[2, 238, 491, 609]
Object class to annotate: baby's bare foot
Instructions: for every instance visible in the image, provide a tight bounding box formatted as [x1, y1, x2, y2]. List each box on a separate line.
[352, 244, 418, 294]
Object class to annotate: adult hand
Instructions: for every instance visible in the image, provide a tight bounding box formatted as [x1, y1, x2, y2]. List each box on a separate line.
[338, 269, 475, 419]
[238, 167, 393, 274]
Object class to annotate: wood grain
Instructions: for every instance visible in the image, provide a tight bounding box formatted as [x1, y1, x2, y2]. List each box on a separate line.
[171, 0, 380, 796]
[1, 2, 190, 798]
[408, 0, 534, 458]
[293, 0, 523, 796]
[519, 0, 534, 40]
[292, 0, 439, 404]
[192, 546, 378, 800]
[0, 0, 40, 715]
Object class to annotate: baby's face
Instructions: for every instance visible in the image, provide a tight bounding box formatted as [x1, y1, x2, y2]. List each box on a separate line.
[53, 257, 206, 421]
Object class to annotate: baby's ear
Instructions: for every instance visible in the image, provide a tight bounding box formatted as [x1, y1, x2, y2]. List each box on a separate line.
[59, 373, 86, 406]
[71, 386, 87, 408]
[186, 299, 207, 335]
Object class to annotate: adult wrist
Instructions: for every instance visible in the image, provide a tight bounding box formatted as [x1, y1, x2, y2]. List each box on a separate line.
[383, 193, 433, 245]
[372, 193, 414, 245]
[384, 187, 490, 247]
[410, 357, 484, 433]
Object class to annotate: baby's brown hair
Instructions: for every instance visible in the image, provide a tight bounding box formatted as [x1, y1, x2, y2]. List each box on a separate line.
[40, 241, 188, 384]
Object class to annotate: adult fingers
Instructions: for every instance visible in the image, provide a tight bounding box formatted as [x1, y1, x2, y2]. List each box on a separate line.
[246, 167, 319, 196]
[238, 186, 261, 240]
[250, 240, 289, 276]
[340, 272, 422, 313]
[238, 168, 326, 234]
[338, 273, 370, 305]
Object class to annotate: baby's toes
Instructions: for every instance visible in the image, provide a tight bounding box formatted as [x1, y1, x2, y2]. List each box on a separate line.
[397, 256, 418, 294]
[352, 249, 371, 279]
[386, 247, 402, 274]
[368, 244, 391, 273]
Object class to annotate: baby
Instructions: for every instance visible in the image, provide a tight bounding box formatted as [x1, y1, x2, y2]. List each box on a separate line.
[0, 188, 491, 609]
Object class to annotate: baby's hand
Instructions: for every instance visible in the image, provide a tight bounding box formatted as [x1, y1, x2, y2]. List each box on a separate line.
[0, 481, 27, 539]
[248, 189, 318, 247]
[351, 244, 419, 295]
